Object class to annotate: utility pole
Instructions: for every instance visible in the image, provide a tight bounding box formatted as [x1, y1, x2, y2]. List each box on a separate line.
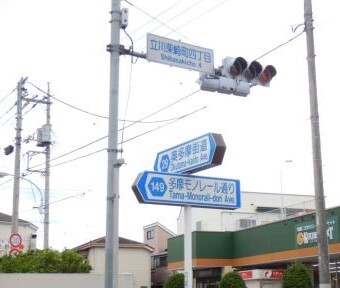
[11, 77, 26, 234]
[105, 0, 123, 287]
[304, 0, 330, 287]
[44, 83, 51, 249]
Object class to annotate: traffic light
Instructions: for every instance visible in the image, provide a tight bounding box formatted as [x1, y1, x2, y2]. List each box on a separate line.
[4, 145, 14, 155]
[257, 65, 277, 86]
[223, 57, 248, 77]
[198, 56, 277, 97]
[222, 56, 277, 87]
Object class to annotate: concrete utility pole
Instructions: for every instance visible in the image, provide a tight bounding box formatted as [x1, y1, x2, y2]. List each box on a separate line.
[11, 77, 26, 234]
[105, 0, 123, 287]
[304, 0, 330, 287]
[44, 83, 51, 249]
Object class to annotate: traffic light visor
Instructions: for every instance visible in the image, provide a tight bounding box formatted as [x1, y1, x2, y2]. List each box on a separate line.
[258, 65, 277, 84]
[229, 57, 247, 76]
[244, 61, 262, 80]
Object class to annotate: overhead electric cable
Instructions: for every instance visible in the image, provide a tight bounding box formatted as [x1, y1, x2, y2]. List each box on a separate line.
[120, 24, 141, 156]
[27, 135, 108, 171]
[22, 103, 38, 117]
[0, 87, 16, 105]
[254, 28, 305, 61]
[48, 192, 86, 206]
[164, 0, 229, 38]
[122, 0, 183, 37]
[27, 82, 108, 119]
[0, 103, 16, 121]
[121, 106, 206, 145]
[28, 82, 200, 124]
[124, 0, 203, 44]
[48, 105, 206, 169]
[0, 177, 14, 188]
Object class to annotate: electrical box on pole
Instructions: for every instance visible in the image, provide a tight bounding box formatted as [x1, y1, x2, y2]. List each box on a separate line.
[198, 56, 277, 97]
[36, 124, 52, 147]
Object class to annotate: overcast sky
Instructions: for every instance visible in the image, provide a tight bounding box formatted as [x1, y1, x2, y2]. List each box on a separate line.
[1, 0, 339, 250]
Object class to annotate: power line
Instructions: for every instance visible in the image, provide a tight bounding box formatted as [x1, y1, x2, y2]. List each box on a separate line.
[18, 86, 200, 175]
[0, 176, 14, 189]
[128, 0, 205, 45]
[48, 192, 86, 206]
[0, 103, 16, 122]
[28, 102, 205, 170]
[0, 87, 16, 105]
[27, 82, 108, 119]
[120, 27, 135, 155]
[254, 28, 305, 61]
[164, 0, 229, 39]
[122, 0, 184, 37]
[27, 136, 107, 171]
[48, 105, 206, 169]
[121, 105, 206, 145]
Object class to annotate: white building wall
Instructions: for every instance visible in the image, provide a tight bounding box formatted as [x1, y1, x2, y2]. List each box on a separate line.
[120, 248, 151, 288]
[177, 191, 315, 234]
[88, 247, 104, 274]
[88, 247, 151, 288]
[0, 222, 37, 256]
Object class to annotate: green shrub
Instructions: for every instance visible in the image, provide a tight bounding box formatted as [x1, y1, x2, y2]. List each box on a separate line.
[164, 273, 184, 288]
[219, 271, 246, 288]
[0, 249, 91, 273]
[282, 263, 313, 288]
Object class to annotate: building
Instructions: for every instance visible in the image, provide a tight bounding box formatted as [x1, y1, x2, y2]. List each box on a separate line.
[0, 211, 38, 256]
[143, 222, 176, 288]
[177, 191, 315, 233]
[73, 236, 154, 288]
[168, 193, 340, 288]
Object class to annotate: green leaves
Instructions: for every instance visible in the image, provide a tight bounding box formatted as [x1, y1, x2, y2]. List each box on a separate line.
[219, 271, 246, 288]
[282, 263, 313, 288]
[0, 249, 91, 273]
[164, 273, 184, 288]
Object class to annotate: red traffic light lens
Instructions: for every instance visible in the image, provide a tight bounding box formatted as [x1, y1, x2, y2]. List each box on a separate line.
[258, 65, 277, 84]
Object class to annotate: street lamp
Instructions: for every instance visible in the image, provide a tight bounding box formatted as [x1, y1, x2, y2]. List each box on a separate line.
[0, 172, 44, 231]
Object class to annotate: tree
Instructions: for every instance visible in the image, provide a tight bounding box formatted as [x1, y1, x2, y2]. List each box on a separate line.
[282, 263, 313, 288]
[0, 249, 91, 273]
[164, 273, 184, 288]
[219, 271, 246, 288]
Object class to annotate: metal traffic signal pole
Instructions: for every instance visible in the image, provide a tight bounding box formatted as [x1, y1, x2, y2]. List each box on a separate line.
[304, 0, 330, 287]
[105, 0, 123, 287]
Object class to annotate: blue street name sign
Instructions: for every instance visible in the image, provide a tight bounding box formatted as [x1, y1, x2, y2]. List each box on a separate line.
[132, 171, 241, 209]
[153, 133, 226, 174]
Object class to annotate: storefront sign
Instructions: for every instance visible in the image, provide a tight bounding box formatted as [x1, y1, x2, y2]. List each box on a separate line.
[239, 269, 283, 280]
[295, 215, 338, 247]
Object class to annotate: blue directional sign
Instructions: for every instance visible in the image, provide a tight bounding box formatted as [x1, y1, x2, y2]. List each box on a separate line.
[154, 133, 226, 174]
[132, 171, 240, 209]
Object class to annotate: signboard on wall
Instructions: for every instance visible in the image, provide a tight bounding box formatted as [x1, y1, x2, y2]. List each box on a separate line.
[295, 215, 338, 248]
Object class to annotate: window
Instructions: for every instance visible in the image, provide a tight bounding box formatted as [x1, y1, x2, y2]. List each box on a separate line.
[152, 255, 168, 268]
[239, 219, 256, 229]
[147, 229, 154, 240]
